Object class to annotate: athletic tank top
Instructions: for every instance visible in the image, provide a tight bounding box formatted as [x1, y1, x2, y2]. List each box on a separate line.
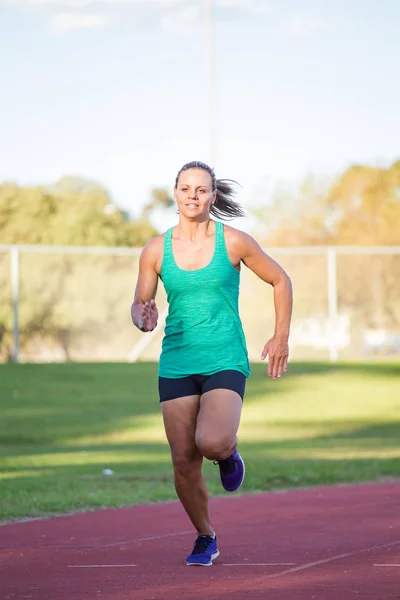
[159, 221, 250, 378]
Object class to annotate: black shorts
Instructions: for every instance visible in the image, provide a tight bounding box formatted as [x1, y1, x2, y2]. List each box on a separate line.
[158, 370, 246, 402]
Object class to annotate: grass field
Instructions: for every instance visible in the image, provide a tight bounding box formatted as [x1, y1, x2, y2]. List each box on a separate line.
[0, 361, 399, 523]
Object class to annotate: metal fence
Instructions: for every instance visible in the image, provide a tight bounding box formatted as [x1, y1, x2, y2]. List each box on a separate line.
[1, 244, 400, 363]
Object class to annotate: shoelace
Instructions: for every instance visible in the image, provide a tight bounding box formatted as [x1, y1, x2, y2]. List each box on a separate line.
[213, 455, 236, 475]
[191, 535, 214, 555]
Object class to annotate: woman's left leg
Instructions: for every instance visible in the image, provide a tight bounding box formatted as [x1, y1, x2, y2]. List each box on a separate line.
[195, 371, 246, 492]
[195, 388, 243, 462]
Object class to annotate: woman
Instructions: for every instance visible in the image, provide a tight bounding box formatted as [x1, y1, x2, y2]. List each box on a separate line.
[131, 161, 292, 566]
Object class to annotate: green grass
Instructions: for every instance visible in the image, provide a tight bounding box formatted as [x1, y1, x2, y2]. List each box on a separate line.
[0, 361, 399, 522]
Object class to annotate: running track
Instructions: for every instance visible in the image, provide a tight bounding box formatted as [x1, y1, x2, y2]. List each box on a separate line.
[1, 482, 399, 600]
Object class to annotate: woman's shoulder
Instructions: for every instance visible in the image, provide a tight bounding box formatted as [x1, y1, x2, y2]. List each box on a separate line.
[223, 223, 254, 247]
[140, 232, 166, 260]
[222, 224, 265, 263]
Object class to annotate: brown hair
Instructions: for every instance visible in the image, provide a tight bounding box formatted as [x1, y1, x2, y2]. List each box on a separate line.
[175, 161, 246, 220]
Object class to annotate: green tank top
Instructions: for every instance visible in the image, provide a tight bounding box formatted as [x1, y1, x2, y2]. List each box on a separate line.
[159, 220, 250, 378]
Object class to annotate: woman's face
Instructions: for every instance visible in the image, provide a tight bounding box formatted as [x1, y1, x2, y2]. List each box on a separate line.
[174, 168, 216, 219]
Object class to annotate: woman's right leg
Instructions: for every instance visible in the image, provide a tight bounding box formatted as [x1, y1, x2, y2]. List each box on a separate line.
[161, 395, 214, 536]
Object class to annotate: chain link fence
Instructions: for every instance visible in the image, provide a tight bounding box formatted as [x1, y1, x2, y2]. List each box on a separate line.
[1, 244, 399, 363]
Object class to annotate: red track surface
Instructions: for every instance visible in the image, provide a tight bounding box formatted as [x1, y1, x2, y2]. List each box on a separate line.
[2, 482, 399, 600]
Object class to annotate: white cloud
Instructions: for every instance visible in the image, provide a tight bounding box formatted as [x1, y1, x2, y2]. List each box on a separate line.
[51, 11, 114, 34]
[1, 0, 184, 8]
[0, 0, 271, 35]
[216, 0, 269, 14]
[156, 0, 270, 34]
[287, 16, 326, 37]
[160, 5, 202, 35]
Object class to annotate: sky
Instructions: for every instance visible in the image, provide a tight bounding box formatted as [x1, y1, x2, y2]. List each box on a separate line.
[0, 0, 399, 231]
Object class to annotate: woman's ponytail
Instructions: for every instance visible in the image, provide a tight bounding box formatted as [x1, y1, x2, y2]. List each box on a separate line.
[211, 179, 246, 219]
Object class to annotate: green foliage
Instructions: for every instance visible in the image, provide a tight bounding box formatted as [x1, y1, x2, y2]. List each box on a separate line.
[325, 163, 400, 245]
[255, 161, 400, 247]
[142, 187, 174, 216]
[0, 177, 157, 247]
[0, 177, 160, 359]
[252, 161, 400, 331]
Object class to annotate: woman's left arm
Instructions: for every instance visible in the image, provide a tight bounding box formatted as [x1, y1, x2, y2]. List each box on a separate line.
[238, 232, 293, 380]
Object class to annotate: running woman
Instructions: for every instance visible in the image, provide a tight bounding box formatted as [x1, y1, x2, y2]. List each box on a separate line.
[131, 161, 292, 566]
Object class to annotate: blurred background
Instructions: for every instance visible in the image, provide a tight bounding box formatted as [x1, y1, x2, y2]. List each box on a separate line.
[1, 0, 399, 364]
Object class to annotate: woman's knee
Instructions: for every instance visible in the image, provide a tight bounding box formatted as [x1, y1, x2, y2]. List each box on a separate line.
[171, 449, 202, 478]
[195, 432, 235, 461]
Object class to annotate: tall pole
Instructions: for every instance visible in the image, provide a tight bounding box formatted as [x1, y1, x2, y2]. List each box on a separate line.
[205, 0, 215, 167]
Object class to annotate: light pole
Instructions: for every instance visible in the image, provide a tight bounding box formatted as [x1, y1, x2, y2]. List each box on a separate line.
[205, 0, 215, 167]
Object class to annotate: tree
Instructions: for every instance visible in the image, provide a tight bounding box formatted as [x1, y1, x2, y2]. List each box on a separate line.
[324, 163, 400, 245]
[0, 177, 158, 360]
[251, 161, 400, 336]
[255, 162, 400, 247]
[0, 177, 158, 247]
[251, 175, 333, 247]
[142, 187, 174, 216]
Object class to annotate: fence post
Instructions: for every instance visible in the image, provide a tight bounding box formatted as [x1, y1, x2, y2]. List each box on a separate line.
[327, 247, 338, 362]
[10, 246, 20, 363]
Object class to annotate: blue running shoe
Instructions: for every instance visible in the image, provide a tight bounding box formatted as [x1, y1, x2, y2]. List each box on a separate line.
[215, 449, 245, 492]
[186, 535, 219, 566]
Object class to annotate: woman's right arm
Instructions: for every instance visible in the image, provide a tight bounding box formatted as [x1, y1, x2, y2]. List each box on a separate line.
[131, 237, 161, 332]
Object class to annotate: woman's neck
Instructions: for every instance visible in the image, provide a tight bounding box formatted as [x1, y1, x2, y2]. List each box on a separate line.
[176, 217, 214, 241]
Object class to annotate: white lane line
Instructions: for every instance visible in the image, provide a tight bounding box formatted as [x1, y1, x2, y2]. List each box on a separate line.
[265, 540, 400, 581]
[67, 564, 137, 568]
[104, 530, 193, 548]
[374, 564, 400, 567]
[223, 563, 296, 567]
[102, 540, 131, 548]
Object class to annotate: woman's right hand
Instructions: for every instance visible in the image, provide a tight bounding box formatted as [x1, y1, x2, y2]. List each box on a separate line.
[137, 299, 158, 332]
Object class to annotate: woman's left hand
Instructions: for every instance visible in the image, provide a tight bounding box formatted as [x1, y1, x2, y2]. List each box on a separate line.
[261, 336, 289, 380]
